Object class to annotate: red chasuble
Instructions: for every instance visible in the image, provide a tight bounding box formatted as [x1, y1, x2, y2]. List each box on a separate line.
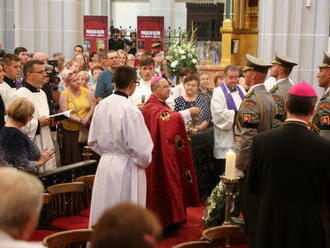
[143, 94, 200, 227]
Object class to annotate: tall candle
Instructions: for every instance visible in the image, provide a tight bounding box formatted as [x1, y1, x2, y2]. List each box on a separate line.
[225, 150, 236, 179]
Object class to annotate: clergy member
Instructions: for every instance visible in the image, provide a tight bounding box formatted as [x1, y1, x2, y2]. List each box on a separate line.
[88, 66, 153, 228]
[12, 60, 56, 171]
[129, 56, 155, 106]
[248, 82, 330, 248]
[211, 65, 245, 174]
[143, 76, 200, 227]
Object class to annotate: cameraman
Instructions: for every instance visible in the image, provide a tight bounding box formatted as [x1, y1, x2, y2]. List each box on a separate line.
[32, 52, 59, 115]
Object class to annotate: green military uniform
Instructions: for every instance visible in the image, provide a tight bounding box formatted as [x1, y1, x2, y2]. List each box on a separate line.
[269, 52, 298, 127]
[235, 54, 274, 248]
[236, 55, 274, 172]
[314, 51, 330, 139]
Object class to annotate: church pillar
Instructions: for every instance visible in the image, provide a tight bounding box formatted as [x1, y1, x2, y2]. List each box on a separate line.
[15, 0, 82, 59]
[220, 0, 233, 66]
[1, 0, 15, 52]
[62, 0, 83, 59]
[239, 0, 246, 29]
[258, 0, 330, 87]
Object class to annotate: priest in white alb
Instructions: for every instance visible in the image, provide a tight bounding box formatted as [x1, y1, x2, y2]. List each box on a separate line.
[88, 66, 153, 227]
[211, 65, 246, 175]
[12, 60, 56, 171]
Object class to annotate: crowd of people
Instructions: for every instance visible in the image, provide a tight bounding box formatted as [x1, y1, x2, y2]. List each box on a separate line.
[0, 36, 330, 248]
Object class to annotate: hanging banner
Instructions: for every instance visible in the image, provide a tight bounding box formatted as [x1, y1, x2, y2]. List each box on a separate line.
[137, 16, 164, 52]
[83, 16, 108, 56]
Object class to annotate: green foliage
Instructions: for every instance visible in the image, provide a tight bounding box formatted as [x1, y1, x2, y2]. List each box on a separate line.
[167, 27, 199, 76]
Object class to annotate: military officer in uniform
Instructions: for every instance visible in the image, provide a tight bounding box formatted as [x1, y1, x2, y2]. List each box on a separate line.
[235, 54, 274, 248]
[314, 51, 330, 140]
[269, 52, 298, 127]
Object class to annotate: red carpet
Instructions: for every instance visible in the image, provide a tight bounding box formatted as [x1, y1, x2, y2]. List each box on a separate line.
[158, 206, 205, 248]
[158, 206, 248, 248]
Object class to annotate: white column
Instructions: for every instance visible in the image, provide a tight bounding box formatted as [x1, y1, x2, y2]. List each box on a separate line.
[0, 0, 5, 48]
[62, 0, 83, 60]
[258, 0, 330, 89]
[15, 0, 37, 52]
[15, 0, 83, 59]
[91, 0, 108, 16]
[84, 0, 91, 15]
[49, 0, 64, 56]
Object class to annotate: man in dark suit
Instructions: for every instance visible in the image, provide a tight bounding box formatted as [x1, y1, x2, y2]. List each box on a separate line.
[269, 52, 298, 127]
[248, 82, 330, 248]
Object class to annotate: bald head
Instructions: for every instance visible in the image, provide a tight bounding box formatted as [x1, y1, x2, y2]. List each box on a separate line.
[33, 52, 48, 64]
[151, 78, 170, 101]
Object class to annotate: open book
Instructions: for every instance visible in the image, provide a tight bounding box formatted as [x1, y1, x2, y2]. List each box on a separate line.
[49, 110, 72, 121]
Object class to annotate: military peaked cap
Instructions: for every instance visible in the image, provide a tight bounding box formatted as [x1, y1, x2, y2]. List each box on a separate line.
[319, 51, 330, 68]
[272, 51, 298, 68]
[242, 54, 272, 74]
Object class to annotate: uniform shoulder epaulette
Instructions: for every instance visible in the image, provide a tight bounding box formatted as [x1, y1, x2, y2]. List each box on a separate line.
[245, 89, 254, 98]
[269, 84, 278, 94]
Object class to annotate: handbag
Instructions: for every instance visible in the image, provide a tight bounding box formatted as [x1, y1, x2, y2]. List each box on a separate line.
[68, 90, 89, 143]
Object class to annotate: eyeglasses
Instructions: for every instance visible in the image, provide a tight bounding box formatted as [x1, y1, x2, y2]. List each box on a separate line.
[31, 70, 46, 74]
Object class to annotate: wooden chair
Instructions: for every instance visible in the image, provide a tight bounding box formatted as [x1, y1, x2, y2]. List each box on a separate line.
[43, 229, 93, 248]
[47, 182, 89, 231]
[202, 225, 246, 248]
[172, 240, 213, 248]
[74, 175, 95, 215]
[29, 193, 56, 241]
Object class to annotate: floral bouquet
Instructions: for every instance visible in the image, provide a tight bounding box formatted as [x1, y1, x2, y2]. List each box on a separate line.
[167, 28, 199, 77]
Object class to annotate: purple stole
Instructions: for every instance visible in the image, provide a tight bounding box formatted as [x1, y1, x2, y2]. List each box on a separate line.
[219, 83, 244, 111]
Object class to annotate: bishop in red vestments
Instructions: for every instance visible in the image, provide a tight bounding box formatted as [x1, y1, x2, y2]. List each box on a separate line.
[142, 77, 201, 227]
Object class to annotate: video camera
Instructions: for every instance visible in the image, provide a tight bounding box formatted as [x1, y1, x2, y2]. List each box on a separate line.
[46, 60, 61, 86]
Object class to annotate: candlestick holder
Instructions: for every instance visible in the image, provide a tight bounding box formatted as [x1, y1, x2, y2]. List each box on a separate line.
[220, 176, 240, 225]
[82, 146, 93, 160]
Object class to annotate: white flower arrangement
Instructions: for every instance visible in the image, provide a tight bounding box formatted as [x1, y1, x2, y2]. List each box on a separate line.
[167, 28, 199, 77]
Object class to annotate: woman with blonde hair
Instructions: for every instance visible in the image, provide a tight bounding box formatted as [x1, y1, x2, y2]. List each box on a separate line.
[0, 97, 54, 173]
[73, 53, 89, 72]
[117, 49, 128, 66]
[59, 73, 94, 165]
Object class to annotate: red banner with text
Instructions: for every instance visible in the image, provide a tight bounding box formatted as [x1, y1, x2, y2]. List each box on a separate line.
[83, 16, 108, 56]
[137, 16, 164, 52]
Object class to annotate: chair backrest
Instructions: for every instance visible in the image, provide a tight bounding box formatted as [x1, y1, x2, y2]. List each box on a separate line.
[40, 193, 52, 226]
[43, 229, 93, 248]
[74, 175, 95, 207]
[47, 182, 85, 219]
[202, 225, 245, 248]
[172, 240, 213, 248]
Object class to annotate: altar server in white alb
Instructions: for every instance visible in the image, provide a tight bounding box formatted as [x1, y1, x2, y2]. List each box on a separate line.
[211, 65, 246, 173]
[12, 60, 56, 171]
[129, 56, 155, 106]
[88, 66, 153, 227]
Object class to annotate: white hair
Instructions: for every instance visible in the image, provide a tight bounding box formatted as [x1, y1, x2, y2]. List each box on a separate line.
[0, 168, 44, 230]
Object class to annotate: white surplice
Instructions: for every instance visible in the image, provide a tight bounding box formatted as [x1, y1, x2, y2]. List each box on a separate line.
[0, 83, 16, 109]
[211, 84, 246, 159]
[88, 93, 153, 227]
[129, 79, 152, 105]
[12, 87, 56, 172]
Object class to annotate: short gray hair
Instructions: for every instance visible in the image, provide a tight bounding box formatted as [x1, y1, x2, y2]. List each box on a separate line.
[0, 168, 44, 230]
